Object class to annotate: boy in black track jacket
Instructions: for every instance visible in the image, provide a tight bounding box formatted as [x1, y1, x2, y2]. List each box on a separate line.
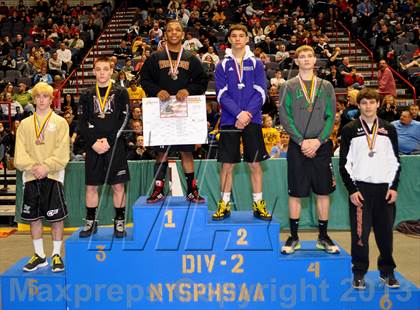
[78, 56, 130, 239]
[339, 88, 401, 290]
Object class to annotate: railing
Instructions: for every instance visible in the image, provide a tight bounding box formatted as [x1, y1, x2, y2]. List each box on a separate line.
[356, 39, 375, 79]
[356, 37, 417, 102]
[56, 0, 128, 97]
[93, 0, 128, 57]
[388, 66, 417, 103]
[0, 101, 15, 128]
[336, 21, 352, 60]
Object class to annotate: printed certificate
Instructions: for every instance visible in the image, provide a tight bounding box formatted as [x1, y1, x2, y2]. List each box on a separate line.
[142, 95, 208, 146]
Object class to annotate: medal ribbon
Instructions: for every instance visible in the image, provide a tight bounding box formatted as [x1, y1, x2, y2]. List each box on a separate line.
[298, 75, 317, 110]
[34, 109, 53, 141]
[95, 82, 112, 113]
[360, 117, 378, 152]
[232, 53, 245, 85]
[165, 44, 183, 77]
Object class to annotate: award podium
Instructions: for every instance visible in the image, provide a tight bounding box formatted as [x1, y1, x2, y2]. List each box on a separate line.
[2, 196, 419, 309]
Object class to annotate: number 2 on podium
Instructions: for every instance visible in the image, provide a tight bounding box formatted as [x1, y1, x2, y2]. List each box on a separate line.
[307, 262, 320, 278]
[164, 210, 176, 228]
[236, 228, 248, 245]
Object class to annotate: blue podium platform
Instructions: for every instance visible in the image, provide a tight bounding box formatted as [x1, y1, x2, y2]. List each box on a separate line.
[2, 196, 419, 310]
[0, 257, 66, 310]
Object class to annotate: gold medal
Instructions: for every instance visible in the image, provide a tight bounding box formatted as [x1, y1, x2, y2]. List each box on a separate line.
[34, 110, 53, 145]
[298, 75, 317, 111]
[96, 82, 112, 117]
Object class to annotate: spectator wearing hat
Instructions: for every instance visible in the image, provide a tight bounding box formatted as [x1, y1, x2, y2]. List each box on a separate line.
[13, 82, 34, 114]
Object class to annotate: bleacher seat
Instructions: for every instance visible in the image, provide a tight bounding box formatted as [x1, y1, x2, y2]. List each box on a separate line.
[207, 80, 216, 91]
[265, 62, 278, 70]
[266, 69, 276, 79]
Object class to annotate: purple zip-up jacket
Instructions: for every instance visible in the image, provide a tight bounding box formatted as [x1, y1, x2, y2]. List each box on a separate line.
[215, 46, 267, 126]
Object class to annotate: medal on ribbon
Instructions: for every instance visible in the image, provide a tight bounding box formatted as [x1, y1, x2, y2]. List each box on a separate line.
[165, 44, 183, 80]
[360, 117, 378, 157]
[298, 75, 317, 112]
[233, 54, 245, 89]
[95, 82, 112, 118]
[34, 109, 53, 145]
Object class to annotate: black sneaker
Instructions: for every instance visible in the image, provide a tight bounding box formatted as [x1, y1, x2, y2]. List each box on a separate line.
[186, 179, 205, 203]
[147, 180, 165, 203]
[380, 272, 400, 288]
[114, 218, 127, 238]
[281, 235, 301, 254]
[79, 219, 98, 238]
[23, 254, 48, 272]
[352, 274, 366, 290]
[51, 254, 65, 272]
[316, 234, 340, 254]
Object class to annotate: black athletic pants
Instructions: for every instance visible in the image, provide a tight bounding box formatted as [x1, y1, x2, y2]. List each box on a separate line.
[349, 181, 396, 276]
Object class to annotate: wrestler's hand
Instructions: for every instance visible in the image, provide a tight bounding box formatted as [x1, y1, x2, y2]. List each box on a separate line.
[302, 139, 321, 157]
[386, 189, 398, 204]
[100, 138, 110, 151]
[175, 89, 189, 101]
[31, 164, 49, 179]
[235, 119, 245, 129]
[350, 191, 364, 208]
[237, 111, 252, 126]
[157, 90, 171, 101]
[92, 139, 108, 154]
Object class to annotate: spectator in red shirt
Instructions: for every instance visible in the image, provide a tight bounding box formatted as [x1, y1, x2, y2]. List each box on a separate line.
[378, 59, 397, 98]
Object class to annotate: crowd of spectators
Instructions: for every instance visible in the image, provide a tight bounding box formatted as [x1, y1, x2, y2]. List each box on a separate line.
[1, 0, 419, 168]
[0, 0, 115, 170]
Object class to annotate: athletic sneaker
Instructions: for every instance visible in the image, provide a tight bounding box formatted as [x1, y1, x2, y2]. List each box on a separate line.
[186, 179, 205, 203]
[79, 219, 98, 238]
[147, 180, 165, 203]
[51, 254, 65, 273]
[212, 200, 232, 221]
[252, 199, 272, 221]
[380, 272, 400, 288]
[114, 218, 127, 238]
[352, 274, 366, 290]
[316, 234, 340, 254]
[23, 254, 48, 272]
[281, 235, 301, 254]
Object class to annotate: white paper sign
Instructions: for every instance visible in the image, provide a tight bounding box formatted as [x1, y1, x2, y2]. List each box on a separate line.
[142, 95, 208, 146]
